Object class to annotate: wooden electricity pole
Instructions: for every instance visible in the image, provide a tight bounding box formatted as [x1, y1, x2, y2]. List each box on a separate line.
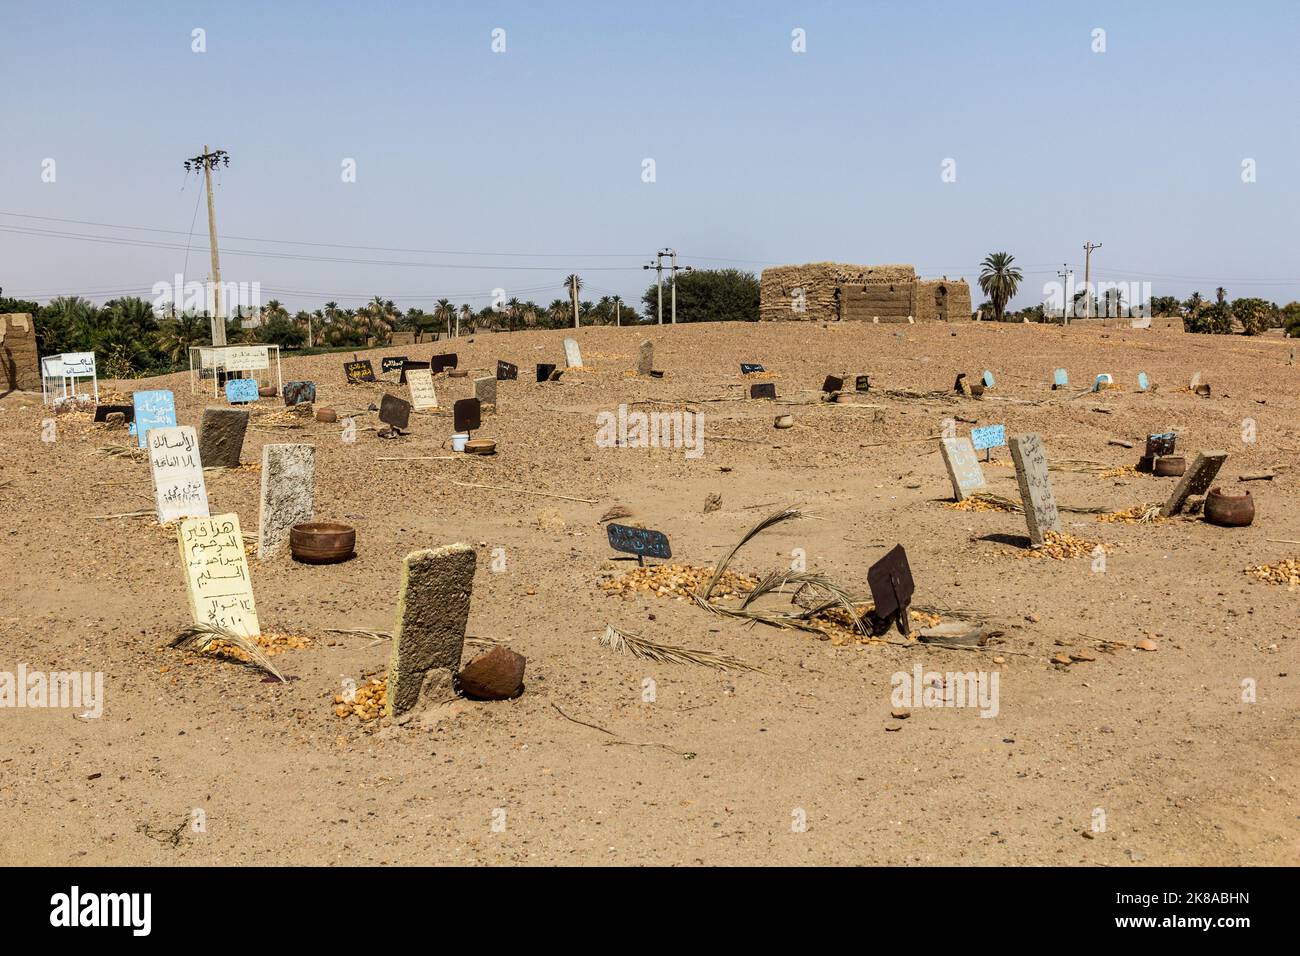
[184, 147, 231, 346]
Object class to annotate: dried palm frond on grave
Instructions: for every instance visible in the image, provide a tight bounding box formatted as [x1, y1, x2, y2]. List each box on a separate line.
[598, 624, 760, 672]
[1097, 504, 1164, 524]
[1245, 558, 1300, 587]
[699, 506, 809, 601]
[1009, 531, 1110, 561]
[169, 623, 286, 681]
[334, 677, 386, 720]
[1098, 466, 1140, 479]
[601, 564, 757, 600]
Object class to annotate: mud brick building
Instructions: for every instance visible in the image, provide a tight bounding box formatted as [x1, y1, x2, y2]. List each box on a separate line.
[760, 262, 972, 323]
[0, 313, 40, 393]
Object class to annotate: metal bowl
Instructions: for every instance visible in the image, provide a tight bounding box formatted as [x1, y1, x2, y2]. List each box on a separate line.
[289, 522, 356, 563]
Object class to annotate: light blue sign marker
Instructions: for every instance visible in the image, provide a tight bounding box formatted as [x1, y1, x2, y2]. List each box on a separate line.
[131, 389, 177, 448]
[1053, 368, 1069, 388]
[1091, 373, 1114, 393]
[225, 379, 259, 404]
[1137, 372, 1149, 391]
[971, 424, 1006, 452]
[982, 370, 995, 388]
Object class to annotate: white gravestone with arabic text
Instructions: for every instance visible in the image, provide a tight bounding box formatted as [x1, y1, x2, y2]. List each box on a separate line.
[177, 513, 260, 638]
[149, 425, 210, 523]
[563, 338, 583, 368]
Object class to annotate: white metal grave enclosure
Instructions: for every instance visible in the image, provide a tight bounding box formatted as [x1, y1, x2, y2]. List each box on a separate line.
[188, 345, 282, 398]
[40, 352, 99, 406]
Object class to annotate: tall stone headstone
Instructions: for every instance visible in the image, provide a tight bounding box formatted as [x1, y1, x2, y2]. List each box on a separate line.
[149, 425, 210, 523]
[939, 436, 987, 501]
[563, 337, 583, 368]
[198, 406, 249, 468]
[1009, 433, 1062, 546]
[637, 340, 654, 376]
[385, 544, 476, 716]
[1160, 450, 1227, 517]
[258, 443, 316, 560]
[473, 375, 497, 411]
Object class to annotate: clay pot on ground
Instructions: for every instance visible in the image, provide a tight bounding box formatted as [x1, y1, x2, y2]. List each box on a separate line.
[289, 522, 356, 562]
[316, 407, 338, 423]
[258, 385, 278, 398]
[1203, 487, 1254, 527]
[1153, 455, 1186, 477]
[457, 645, 526, 700]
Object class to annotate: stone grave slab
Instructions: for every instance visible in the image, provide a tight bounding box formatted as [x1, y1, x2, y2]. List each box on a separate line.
[939, 436, 987, 501]
[258, 443, 316, 559]
[1160, 450, 1227, 517]
[386, 544, 476, 716]
[1009, 432, 1062, 546]
[198, 406, 249, 468]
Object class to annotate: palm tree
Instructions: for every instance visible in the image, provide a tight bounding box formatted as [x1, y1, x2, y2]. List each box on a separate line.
[460, 303, 474, 336]
[1215, 287, 1227, 306]
[1185, 292, 1203, 317]
[155, 311, 209, 363]
[565, 274, 582, 328]
[978, 253, 1023, 323]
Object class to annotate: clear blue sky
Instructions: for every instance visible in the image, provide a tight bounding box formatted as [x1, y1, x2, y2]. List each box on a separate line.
[2, 0, 1297, 314]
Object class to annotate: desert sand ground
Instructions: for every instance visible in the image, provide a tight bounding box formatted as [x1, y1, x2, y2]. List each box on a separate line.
[1, 319, 1297, 866]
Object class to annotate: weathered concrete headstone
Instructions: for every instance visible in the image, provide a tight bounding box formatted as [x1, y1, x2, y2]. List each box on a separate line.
[939, 436, 987, 501]
[563, 337, 583, 368]
[1008, 433, 1062, 546]
[149, 425, 210, 523]
[1160, 450, 1227, 517]
[258, 443, 316, 559]
[177, 513, 259, 637]
[385, 544, 476, 716]
[474, 375, 497, 411]
[636, 340, 654, 376]
[198, 406, 249, 468]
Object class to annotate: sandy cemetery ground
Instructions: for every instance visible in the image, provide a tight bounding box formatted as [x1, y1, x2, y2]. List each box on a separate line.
[1, 320, 1298, 866]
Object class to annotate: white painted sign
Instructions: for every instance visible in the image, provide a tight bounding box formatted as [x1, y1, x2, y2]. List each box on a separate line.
[406, 368, 438, 410]
[177, 513, 260, 637]
[148, 425, 210, 523]
[41, 352, 97, 378]
[221, 346, 270, 372]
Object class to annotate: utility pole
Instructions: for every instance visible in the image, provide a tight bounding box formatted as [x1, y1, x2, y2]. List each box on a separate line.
[662, 248, 692, 325]
[643, 254, 665, 324]
[183, 147, 231, 347]
[1082, 242, 1102, 318]
[613, 296, 621, 327]
[1057, 264, 1072, 325]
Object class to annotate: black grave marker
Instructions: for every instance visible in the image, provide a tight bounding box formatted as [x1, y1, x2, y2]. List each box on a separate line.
[822, 375, 844, 394]
[453, 397, 481, 433]
[496, 360, 518, 381]
[740, 363, 765, 375]
[381, 356, 407, 374]
[344, 360, 376, 384]
[855, 374, 871, 392]
[1145, 432, 1177, 457]
[93, 404, 134, 423]
[866, 544, 915, 636]
[398, 360, 429, 385]
[430, 353, 459, 375]
[379, 393, 412, 432]
[750, 382, 777, 400]
[606, 523, 672, 564]
[536, 363, 557, 383]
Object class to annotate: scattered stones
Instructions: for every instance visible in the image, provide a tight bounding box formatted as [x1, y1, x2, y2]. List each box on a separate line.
[1135, 638, 1159, 652]
[1246, 557, 1300, 586]
[456, 645, 526, 700]
[1069, 650, 1096, 662]
[890, 708, 911, 720]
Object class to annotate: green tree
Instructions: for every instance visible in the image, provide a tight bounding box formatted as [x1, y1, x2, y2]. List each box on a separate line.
[638, 268, 759, 323]
[155, 311, 209, 363]
[1232, 297, 1273, 336]
[1186, 301, 1233, 334]
[977, 252, 1022, 323]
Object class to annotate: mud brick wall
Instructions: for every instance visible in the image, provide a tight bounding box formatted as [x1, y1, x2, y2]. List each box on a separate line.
[0, 314, 40, 393]
[760, 263, 914, 323]
[915, 280, 973, 322]
[839, 284, 914, 322]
